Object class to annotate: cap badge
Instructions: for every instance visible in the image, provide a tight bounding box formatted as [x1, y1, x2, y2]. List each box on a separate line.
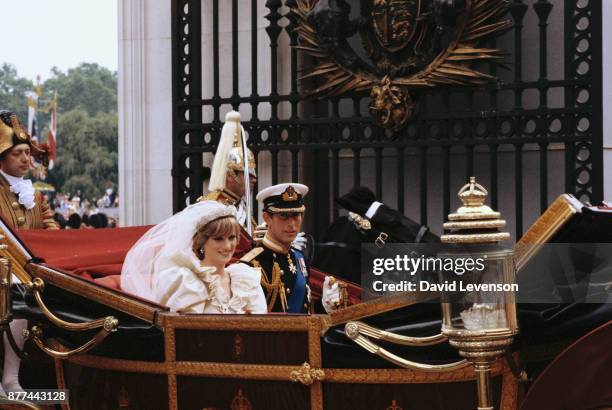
[282, 186, 298, 202]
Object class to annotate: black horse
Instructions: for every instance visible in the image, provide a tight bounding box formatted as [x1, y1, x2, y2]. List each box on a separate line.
[312, 186, 439, 284]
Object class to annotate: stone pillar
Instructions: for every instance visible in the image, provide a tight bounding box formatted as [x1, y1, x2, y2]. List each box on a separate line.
[118, 0, 173, 225]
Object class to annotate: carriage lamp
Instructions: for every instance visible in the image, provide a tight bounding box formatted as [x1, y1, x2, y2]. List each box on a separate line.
[345, 177, 520, 410]
[439, 177, 518, 410]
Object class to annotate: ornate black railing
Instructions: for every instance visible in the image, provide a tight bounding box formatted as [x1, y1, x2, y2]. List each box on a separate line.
[171, 0, 602, 240]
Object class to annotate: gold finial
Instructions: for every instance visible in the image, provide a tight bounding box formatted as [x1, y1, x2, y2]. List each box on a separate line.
[458, 176, 488, 207]
[442, 177, 509, 244]
[448, 177, 499, 221]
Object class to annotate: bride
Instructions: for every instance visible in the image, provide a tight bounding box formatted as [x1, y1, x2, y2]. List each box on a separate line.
[121, 201, 266, 314]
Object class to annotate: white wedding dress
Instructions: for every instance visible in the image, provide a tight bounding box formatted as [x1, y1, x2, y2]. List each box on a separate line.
[121, 200, 266, 314]
[153, 250, 266, 314]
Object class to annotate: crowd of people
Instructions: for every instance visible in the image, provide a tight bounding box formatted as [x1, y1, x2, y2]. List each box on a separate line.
[48, 189, 119, 229]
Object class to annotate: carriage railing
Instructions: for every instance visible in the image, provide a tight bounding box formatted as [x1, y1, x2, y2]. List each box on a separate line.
[0, 233, 119, 360]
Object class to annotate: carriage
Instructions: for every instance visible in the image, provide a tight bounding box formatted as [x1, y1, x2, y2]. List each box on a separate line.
[0, 193, 610, 410]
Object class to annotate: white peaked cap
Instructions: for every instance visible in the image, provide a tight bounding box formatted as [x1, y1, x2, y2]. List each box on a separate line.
[256, 183, 309, 202]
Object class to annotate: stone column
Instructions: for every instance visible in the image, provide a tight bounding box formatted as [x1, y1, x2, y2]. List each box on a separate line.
[118, 0, 173, 225]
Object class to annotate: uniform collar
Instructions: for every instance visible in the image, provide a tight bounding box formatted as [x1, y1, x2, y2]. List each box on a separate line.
[262, 233, 291, 254]
[222, 188, 241, 203]
[0, 169, 24, 187]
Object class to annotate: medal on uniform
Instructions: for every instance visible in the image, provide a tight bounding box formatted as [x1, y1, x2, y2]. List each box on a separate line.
[298, 257, 307, 277]
[286, 253, 297, 274]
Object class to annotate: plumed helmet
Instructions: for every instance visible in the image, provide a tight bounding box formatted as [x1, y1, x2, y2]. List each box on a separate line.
[209, 111, 256, 192]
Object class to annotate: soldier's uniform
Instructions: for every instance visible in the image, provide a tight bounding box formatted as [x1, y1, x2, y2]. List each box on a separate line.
[198, 111, 259, 259]
[0, 111, 56, 397]
[0, 175, 56, 230]
[201, 188, 257, 233]
[0, 111, 57, 230]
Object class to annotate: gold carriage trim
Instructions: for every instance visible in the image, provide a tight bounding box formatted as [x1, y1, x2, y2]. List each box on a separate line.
[514, 194, 580, 271]
[51, 337, 514, 385]
[290, 362, 325, 386]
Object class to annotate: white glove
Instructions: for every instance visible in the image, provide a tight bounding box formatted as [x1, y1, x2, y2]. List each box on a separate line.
[253, 222, 267, 244]
[292, 231, 308, 251]
[322, 276, 341, 313]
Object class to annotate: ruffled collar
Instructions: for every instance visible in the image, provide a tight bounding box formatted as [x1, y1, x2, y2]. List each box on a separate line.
[0, 170, 35, 210]
[167, 250, 261, 313]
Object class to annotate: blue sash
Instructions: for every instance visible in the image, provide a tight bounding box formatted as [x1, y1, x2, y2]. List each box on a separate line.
[287, 249, 308, 313]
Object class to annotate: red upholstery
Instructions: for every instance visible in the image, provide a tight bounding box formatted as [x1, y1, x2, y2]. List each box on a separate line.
[309, 267, 362, 306]
[16, 227, 362, 301]
[18, 226, 152, 289]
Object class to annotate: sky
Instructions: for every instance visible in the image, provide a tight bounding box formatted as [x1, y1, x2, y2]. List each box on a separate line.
[2, 0, 118, 81]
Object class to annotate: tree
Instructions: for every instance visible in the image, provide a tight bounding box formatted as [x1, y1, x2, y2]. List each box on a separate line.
[0, 62, 118, 199]
[43, 63, 117, 116]
[46, 109, 118, 199]
[0, 64, 34, 120]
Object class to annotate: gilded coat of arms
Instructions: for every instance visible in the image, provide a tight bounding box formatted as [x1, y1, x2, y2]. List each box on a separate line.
[372, 0, 421, 52]
[289, 0, 511, 130]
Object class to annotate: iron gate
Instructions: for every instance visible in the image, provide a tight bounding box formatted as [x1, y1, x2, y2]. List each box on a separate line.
[171, 0, 602, 240]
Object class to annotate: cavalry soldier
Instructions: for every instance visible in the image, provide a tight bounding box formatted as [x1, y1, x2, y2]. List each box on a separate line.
[200, 111, 260, 258]
[241, 183, 345, 313]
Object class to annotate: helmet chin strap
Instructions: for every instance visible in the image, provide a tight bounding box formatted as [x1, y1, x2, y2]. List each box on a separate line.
[239, 125, 252, 236]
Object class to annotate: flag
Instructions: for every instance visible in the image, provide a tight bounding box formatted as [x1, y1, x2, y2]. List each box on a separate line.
[47, 92, 57, 169]
[25, 91, 38, 142]
[35, 75, 42, 97]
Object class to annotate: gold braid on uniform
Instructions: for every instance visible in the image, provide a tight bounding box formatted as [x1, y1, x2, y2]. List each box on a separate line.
[254, 259, 288, 312]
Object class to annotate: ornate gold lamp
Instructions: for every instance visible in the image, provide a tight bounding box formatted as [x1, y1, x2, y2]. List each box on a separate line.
[345, 177, 520, 410]
[439, 177, 518, 410]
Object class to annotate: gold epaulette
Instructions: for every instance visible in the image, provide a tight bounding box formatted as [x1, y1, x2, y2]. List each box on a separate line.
[240, 247, 264, 263]
[198, 191, 221, 203]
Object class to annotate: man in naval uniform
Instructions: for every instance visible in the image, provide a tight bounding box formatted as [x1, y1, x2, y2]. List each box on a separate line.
[201, 112, 309, 260]
[241, 183, 344, 314]
[0, 110, 56, 396]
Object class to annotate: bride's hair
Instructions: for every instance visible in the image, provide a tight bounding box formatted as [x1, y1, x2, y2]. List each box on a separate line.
[192, 216, 241, 259]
